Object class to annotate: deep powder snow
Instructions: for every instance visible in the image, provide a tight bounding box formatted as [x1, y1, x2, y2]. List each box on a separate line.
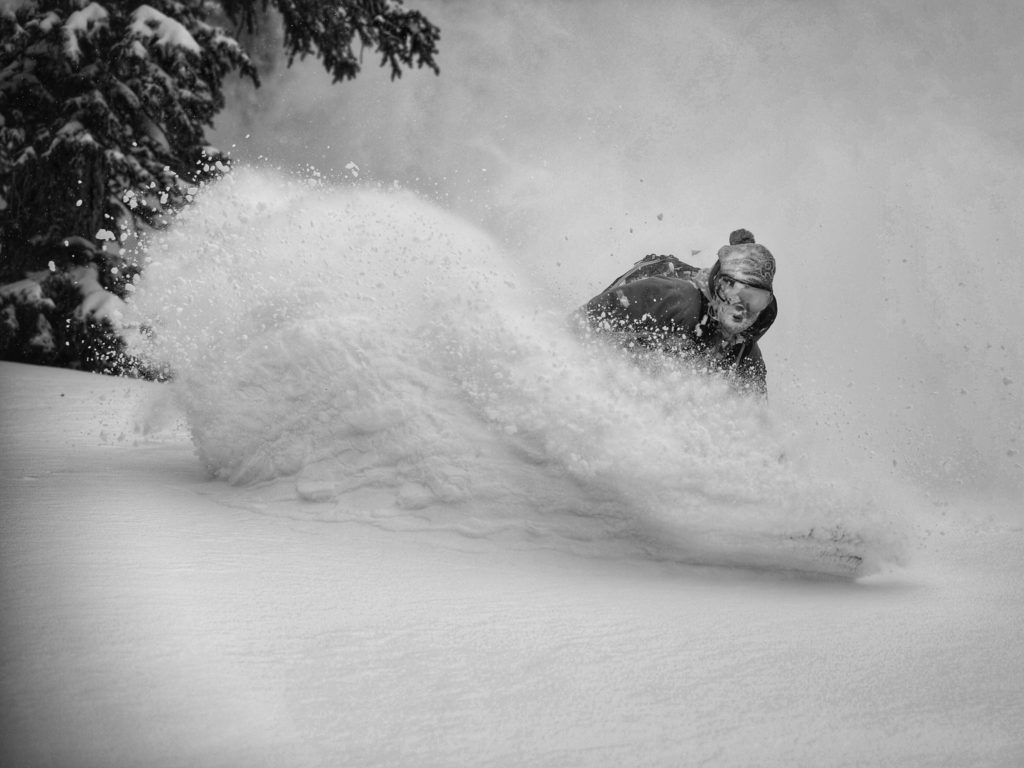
[126, 169, 905, 577]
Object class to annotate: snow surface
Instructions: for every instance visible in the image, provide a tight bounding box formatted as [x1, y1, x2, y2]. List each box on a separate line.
[2, 353, 1023, 767]
[2, 170, 1023, 766]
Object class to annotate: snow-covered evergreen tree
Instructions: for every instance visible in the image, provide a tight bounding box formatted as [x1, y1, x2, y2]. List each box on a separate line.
[0, 0, 440, 280]
[0, 0, 439, 373]
[1, 1, 257, 282]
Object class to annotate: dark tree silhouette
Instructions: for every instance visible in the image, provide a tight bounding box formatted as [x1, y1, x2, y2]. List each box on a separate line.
[0, 0, 439, 373]
[0, 0, 440, 284]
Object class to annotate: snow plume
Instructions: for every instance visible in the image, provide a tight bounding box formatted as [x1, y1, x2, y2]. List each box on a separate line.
[211, 0, 1024, 501]
[128, 167, 904, 577]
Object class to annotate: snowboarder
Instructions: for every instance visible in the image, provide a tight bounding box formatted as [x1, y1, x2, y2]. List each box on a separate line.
[575, 229, 777, 395]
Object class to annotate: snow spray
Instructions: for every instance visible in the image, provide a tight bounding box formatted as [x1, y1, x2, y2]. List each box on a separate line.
[212, 0, 1024, 503]
[128, 168, 907, 576]
[128, 0, 1024, 575]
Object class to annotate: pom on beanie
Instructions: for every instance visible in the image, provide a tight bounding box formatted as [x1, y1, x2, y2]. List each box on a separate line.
[716, 228, 775, 291]
[729, 228, 755, 245]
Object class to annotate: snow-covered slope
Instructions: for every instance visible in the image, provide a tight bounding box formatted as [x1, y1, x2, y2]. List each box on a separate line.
[2, 360, 1023, 767]
[4, 0, 1024, 763]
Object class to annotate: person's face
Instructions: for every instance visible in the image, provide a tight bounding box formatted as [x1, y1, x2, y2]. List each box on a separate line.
[713, 275, 772, 334]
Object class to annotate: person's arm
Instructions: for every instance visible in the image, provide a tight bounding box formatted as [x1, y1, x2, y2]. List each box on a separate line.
[734, 343, 767, 396]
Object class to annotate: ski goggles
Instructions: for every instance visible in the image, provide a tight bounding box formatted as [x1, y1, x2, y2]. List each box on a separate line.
[716, 274, 773, 316]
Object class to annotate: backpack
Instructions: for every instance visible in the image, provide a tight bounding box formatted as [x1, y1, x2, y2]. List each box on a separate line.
[599, 253, 702, 294]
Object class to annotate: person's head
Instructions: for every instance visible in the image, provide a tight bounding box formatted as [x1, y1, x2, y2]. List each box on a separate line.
[710, 231, 775, 335]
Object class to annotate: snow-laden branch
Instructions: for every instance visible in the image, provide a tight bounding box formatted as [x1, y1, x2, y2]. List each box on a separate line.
[63, 2, 109, 63]
[129, 5, 202, 55]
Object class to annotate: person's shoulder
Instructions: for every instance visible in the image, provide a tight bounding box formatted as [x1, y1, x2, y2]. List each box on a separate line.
[629, 275, 703, 307]
[622, 276, 703, 324]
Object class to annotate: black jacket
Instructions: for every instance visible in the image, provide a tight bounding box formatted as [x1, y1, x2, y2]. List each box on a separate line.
[578, 273, 777, 394]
